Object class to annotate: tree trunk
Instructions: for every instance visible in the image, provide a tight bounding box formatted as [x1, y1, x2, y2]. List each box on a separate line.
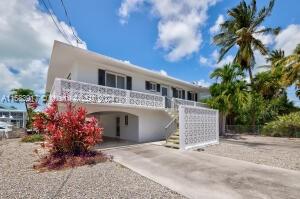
[219, 112, 226, 136]
[248, 67, 257, 133]
[248, 67, 254, 87]
[24, 102, 30, 131]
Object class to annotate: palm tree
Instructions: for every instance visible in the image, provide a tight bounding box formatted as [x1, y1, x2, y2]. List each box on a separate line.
[213, 0, 280, 86]
[266, 49, 285, 65]
[253, 71, 283, 100]
[279, 44, 300, 99]
[280, 44, 300, 85]
[210, 63, 245, 83]
[209, 63, 249, 133]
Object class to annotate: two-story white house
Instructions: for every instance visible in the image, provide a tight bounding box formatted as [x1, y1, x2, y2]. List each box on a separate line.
[46, 41, 210, 144]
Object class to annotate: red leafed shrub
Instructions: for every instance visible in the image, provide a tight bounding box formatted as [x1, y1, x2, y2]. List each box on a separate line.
[33, 100, 103, 155]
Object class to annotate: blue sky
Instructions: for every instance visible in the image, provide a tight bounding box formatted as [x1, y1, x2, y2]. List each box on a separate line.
[1, 0, 300, 110]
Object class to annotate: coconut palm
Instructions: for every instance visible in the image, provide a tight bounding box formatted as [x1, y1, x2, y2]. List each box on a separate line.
[253, 71, 283, 100]
[280, 44, 300, 86]
[266, 49, 285, 65]
[213, 0, 280, 86]
[210, 63, 245, 84]
[209, 64, 249, 132]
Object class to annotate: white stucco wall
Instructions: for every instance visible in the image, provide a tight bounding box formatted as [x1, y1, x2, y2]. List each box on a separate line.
[70, 59, 203, 99]
[85, 104, 170, 142]
[137, 110, 170, 142]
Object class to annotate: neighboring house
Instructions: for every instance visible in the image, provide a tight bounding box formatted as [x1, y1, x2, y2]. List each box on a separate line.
[0, 104, 26, 128]
[46, 41, 210, 144]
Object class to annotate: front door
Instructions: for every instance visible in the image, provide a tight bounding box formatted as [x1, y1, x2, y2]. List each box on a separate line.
[116, 117, 120, 137]
[162, 87, 168, 97]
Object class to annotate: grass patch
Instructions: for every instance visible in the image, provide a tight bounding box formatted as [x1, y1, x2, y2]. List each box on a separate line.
[21, 134, 44, 143]
[33, 151, 112, 172]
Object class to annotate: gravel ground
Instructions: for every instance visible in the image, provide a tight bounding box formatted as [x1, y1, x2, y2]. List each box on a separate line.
[201, 135, 300, 171]
[0, 139, 185, 199]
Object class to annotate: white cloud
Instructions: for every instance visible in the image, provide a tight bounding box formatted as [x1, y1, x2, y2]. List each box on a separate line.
[118, 0, 219, 61]
[216, 54, 234, 68]
[159, 69, 168, 76]
[118, 0, 145, 24]
[199, 56, 209, 65]
[275, 24, 300, 55]
[0, 0, 86, 95]
[199, 50, 233, 68]
[253, 26, 275, 46]
[193, 79, 211, 87]
[209, 14, 224, 35]
[254, 24, 300, 72]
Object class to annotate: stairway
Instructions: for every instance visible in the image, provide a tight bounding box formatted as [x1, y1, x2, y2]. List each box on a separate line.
[165, 130, 180, 149]
[164, 108, 180, 149]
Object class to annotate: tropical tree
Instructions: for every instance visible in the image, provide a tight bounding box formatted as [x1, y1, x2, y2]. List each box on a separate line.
[213, 0, 280, 86]
[266, 49, 285, 65]
[10, 88, 36, 129]
[252, 71, 283, 100]
[210, 63, 245, 83]
[279, 44, 300, 98]
[208, 64, 249, 133]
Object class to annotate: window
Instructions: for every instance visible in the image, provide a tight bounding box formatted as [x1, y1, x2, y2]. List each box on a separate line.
[161, 87, 168, 96]
[106, 73, 116, 87]
[106, 72, 125, 89]
[149, 82, 156, 91]
[117, 76, 125, 89]
[146, 81, 159, 92]
[178, 89, 184, 99]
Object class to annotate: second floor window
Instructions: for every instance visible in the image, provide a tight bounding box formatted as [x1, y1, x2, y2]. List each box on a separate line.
[178, 89, 184, 99]
[149, 82, 157, 91]
[106, 72, 125, 89]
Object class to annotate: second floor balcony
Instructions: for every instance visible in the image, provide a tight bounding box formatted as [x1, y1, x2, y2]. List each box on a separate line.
[49, 78, 208, 110]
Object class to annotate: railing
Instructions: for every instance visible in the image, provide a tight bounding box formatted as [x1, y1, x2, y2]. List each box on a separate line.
[49, 78, 165, 109]
[165, 117, 178, 141]
[167, 97, 208, 110]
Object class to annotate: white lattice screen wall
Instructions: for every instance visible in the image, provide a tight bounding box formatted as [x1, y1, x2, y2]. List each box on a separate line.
[179, 105, 219, 150]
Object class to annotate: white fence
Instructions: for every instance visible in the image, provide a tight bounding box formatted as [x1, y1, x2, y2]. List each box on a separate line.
[168, 97, 208, 110]
[49, 78, 165, 109]
[179, 105, 219, 150]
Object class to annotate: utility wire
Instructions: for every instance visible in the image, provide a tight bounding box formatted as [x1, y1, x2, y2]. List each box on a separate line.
[59, 0, 83, 45]
[40, 0, 72, 45]
[46, 0, 72, 44]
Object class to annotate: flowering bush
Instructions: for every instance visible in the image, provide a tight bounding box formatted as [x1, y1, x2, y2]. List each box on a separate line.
[33, 101, 103, 155]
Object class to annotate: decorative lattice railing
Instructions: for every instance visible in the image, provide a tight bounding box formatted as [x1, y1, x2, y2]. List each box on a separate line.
[168, 97, 208, 110]
[49, 78, 165, 109]
[179, 105, 219, 150]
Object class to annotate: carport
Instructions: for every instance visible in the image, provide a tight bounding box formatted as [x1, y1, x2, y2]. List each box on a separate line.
[89, 111, 139, 142]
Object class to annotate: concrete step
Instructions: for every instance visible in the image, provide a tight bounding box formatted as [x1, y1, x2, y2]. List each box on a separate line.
[164, 142, 179, 149]
[167, 139, 179, 144]
[167, 137, 179, 143]
[168, 135, 179, 139]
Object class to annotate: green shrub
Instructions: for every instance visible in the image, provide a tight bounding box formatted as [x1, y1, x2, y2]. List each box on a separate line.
[21, 134, 44, 143]
[262, 112, 300, 137]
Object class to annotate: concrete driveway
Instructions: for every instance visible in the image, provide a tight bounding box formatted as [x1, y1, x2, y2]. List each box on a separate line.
[106, 144, 300, 199]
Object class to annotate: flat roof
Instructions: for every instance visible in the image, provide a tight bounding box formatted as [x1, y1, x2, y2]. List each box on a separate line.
[46, 41, 208, 92]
